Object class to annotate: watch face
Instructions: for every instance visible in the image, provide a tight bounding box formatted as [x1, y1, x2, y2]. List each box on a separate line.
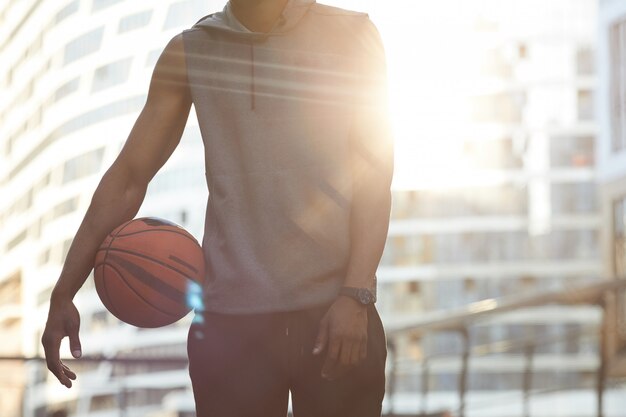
[358, 289, 373, 304]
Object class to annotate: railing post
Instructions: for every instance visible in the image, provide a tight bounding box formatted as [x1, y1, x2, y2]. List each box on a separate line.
[522, 344, 535, 417]
[597, 298, 608, 417]
[117, 382, 127, 417]
[458, 327, 470, 417]
[421, 357, 429, 416]
[387, 339, 397, 417]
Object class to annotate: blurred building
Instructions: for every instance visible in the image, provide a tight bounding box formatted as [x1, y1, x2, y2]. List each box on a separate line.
[374, 0, 609, 415]
[597, 0, 626, 360]
[0, 272, 25, 417]
[0, 0, 211, 416]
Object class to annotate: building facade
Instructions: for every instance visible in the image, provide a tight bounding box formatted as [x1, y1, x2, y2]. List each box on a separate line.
[0, 0, 212, 416]
[597, 0, 626, 360]
[374, 0, 621, 415]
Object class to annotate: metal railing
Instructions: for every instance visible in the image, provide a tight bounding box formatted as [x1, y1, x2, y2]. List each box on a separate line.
[383, 278, 626, 417]
[2, 279, 625, 417]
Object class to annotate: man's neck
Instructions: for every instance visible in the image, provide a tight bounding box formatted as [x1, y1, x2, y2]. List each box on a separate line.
[229, 0, 289, 33]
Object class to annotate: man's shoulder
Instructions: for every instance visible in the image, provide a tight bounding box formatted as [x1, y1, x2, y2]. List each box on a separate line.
[307, 4, 380, 47]
[181, 25, 212, 43]
[308, 3, 369, 19]
[307, 3, 380, 41]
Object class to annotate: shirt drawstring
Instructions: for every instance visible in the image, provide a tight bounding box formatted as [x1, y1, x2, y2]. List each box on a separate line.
[249, 41, 256, 110]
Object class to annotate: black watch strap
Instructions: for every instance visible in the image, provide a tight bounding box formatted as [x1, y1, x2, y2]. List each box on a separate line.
[339, 286, 376, 305]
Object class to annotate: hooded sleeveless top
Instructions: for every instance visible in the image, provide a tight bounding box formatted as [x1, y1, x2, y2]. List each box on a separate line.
[182, 0, 389, 313]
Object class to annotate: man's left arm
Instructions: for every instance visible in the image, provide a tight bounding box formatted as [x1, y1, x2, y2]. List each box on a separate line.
[313, 17, 394, 380]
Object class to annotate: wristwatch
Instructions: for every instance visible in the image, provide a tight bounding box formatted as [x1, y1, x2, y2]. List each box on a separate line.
[339, 286, 376, 305]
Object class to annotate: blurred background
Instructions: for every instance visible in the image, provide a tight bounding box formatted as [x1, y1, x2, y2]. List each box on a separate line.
[1, 0, 626, 416]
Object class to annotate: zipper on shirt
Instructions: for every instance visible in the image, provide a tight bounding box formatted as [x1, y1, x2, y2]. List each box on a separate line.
[249, 41, 256, 110]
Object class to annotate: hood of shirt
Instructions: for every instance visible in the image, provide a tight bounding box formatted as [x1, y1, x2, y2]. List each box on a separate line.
[189, 0, 317, 110]
[193, 0, 316, 41]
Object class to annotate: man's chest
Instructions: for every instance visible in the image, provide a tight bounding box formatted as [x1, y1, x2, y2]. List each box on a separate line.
[186, 35, 357, 112]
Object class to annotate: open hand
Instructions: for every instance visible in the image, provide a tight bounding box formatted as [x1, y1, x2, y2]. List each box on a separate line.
[312, 295, 368, 380]
[41, 296, 82, 388]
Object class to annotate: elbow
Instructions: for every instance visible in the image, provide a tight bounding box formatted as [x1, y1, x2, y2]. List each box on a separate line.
[98, 162, 148, 210]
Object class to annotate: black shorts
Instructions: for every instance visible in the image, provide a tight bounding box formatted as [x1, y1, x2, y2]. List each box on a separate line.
[187, 300, 387, 417]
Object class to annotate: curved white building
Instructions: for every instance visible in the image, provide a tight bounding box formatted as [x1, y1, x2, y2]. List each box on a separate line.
[0, 0, 214, 416]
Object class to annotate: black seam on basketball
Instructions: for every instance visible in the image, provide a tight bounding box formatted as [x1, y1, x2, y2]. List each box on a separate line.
[105, 248, 196, 282]
[107, 253, 189, 305]
[103, 220, 136, 273]
[113, 228, 201, 246]
[98, 264, 120, 318]
[105, 261, 181, 319]
[168, 255, 199, 274]
[102, 235, 116, 273]
[113, 219, 137, 238]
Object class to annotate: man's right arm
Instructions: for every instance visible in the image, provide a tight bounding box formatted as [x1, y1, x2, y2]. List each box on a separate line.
[41, 32, 192, 388]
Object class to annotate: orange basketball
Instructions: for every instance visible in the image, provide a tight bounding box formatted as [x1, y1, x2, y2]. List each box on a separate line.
[94, 217, 205, 328]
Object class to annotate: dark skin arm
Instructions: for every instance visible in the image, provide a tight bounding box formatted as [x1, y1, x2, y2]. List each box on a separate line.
[313, 20, 394, 380]
[41, 33, 192, 388]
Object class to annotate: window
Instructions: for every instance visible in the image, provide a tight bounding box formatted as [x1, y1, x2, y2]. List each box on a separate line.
[390, 187, 528, 218]
[35, 172, 51, 192]
[577, 90, 594, 121]
[63, 27, 104, 65]
[118, 10, 152, 33]
[9, 95, 145, 180]
[546, 230, 599, 260]
[55, 1, 79, 24]
[26, 33, 43, 59]
[126, 389, 177, 407]
[28, 105, 43, 131]
[549, 135, 594, 167]
[610, 18, 626, 152]
[551, 182, 597, 214]
[6, 189, 34, 218]
[89, 395, 116, 412]
[147, 165, 202, 194]
[0, 273, 21, 305]
[470, 93, 523, 123]
[479, 48, 512, 77]
[62, 148, 105, 183]
[164, 0, 204, 30]
[90, 310, 109, 330]
[576, 46, 594, 76]
[7, 230, 27, 251]
[56, 96, 145, 139]
[462, 138, 523, 169]
[54, 77, 80, 102]
[38, 248, 51, 267]
[92, 0, 123, 12]
[92, 58, 132, 92]
[52, 197, 79, 219]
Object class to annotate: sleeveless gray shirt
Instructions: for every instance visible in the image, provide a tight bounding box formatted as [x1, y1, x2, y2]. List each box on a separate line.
[183, 1, 388, 313]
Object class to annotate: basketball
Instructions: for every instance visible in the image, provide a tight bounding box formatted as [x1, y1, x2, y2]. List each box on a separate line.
[93, 217, 206, 328]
